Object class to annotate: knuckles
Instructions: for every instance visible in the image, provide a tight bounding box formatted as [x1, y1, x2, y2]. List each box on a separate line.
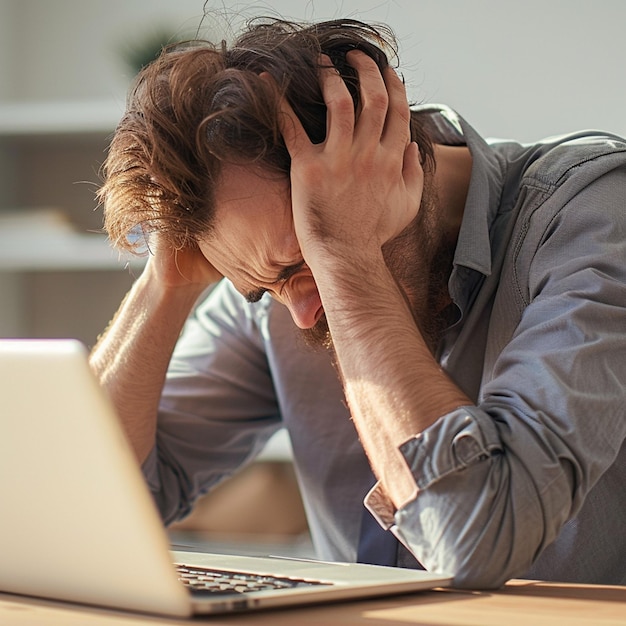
[363, 89, 390, 115]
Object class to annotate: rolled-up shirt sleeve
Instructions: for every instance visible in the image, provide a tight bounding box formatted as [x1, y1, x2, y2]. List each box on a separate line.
[366, 406, 559, 588]
[367, 395, 621, 588]
[365, 408, 523, 588]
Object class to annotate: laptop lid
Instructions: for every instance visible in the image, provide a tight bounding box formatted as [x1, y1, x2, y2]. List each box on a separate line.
[0, 338, 192, 616]
[0, 339, 451, 617]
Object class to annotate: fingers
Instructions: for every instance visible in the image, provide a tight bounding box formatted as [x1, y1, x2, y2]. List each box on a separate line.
[380, 64, 412, 149]
[259, 71, 309, 159]
[265, 52, 411, 160]
[403, 141, 424, 202]
[342, 50, 389, 144]
[317, 54, 356, 153]
[324, 50, 411, 153]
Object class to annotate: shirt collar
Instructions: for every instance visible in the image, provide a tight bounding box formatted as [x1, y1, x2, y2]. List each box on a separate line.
[413, 105, 508, 318]
[453, 112, 506, 277]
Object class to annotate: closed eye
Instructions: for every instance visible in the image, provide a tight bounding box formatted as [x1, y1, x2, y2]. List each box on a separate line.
[273, 260, 306, 283]
[244, 261, 306, 303]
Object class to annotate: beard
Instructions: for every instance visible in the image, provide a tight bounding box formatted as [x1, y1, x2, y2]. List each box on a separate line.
[382, 177, 457, 352]
[300, 311, 333, 351]
[299, 176, 456, 354]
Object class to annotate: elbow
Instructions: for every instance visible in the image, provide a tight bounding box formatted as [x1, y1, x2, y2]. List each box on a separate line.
[393, 472, 546, 590]
[445, 556, 518, 590]
[400, 527, 527, 590]
[399, 524, 535, 590]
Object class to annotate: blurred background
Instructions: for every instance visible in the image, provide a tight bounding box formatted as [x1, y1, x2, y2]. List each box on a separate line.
[1, 0, 624, 344]
[1, 0, 624, 553]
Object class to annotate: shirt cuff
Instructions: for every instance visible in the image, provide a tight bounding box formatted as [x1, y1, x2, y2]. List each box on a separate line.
[364, 481, 401, 530]
[364, 406, 501, 531]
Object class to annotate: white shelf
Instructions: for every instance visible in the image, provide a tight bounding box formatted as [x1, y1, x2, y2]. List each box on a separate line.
[0, 209, 142, 272]
[0, 234, 139, 272]
[0, 104, 137, 343]
[0, 99, 124, 137]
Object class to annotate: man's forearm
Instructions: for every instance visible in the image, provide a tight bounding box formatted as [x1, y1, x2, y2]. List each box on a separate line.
[312, 248, 471, 509]
[89, 263, 206, 464]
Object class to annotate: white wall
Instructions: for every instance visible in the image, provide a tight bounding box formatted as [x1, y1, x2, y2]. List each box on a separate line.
[2, 0, 625, 141]
[0, 0, 17, 98]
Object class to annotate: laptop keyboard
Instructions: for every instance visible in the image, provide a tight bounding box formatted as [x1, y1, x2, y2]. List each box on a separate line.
[175, 563, 332, 596]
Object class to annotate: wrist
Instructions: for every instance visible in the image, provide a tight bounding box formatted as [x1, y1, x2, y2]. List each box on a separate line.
[304, 241, 386, 283]
[142, 256, 213, 298]
[136, 262, 208, 322]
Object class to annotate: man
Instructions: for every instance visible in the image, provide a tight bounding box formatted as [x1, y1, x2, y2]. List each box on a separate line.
[91, 18, 626, 588]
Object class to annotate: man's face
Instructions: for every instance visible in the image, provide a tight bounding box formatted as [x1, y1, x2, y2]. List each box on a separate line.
[198, 164, 326, 334]
[198, 162, 451, 351]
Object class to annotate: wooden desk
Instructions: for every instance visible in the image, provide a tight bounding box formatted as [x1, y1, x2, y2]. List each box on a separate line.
[1, 580, 624, 625]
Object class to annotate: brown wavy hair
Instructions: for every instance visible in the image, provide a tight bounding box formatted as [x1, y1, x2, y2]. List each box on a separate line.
[98, 18, 435, 252]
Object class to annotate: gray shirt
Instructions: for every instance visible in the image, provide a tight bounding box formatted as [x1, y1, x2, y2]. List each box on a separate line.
[144, 106, 626, 588]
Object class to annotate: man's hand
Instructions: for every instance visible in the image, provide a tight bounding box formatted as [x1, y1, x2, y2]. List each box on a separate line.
[279, 50, 424, 264]
[144, 235, 223, 292]
[275, 51, 470, 510]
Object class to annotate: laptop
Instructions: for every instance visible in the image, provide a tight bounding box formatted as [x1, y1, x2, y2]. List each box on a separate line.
[0, 338, 452, 617]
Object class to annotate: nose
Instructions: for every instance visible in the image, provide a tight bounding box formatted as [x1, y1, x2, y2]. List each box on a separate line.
[282, 278, 324, 329]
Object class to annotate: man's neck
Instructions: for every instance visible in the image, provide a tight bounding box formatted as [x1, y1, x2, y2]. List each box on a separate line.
[431, 144, 473, 242]
[372, 143, 473, 353]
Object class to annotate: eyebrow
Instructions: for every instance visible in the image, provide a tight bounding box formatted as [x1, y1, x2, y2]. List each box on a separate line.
[244, 260, 306, 303]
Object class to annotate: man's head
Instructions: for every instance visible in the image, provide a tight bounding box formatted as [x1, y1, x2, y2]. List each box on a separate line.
[98, 18, 434, 253]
